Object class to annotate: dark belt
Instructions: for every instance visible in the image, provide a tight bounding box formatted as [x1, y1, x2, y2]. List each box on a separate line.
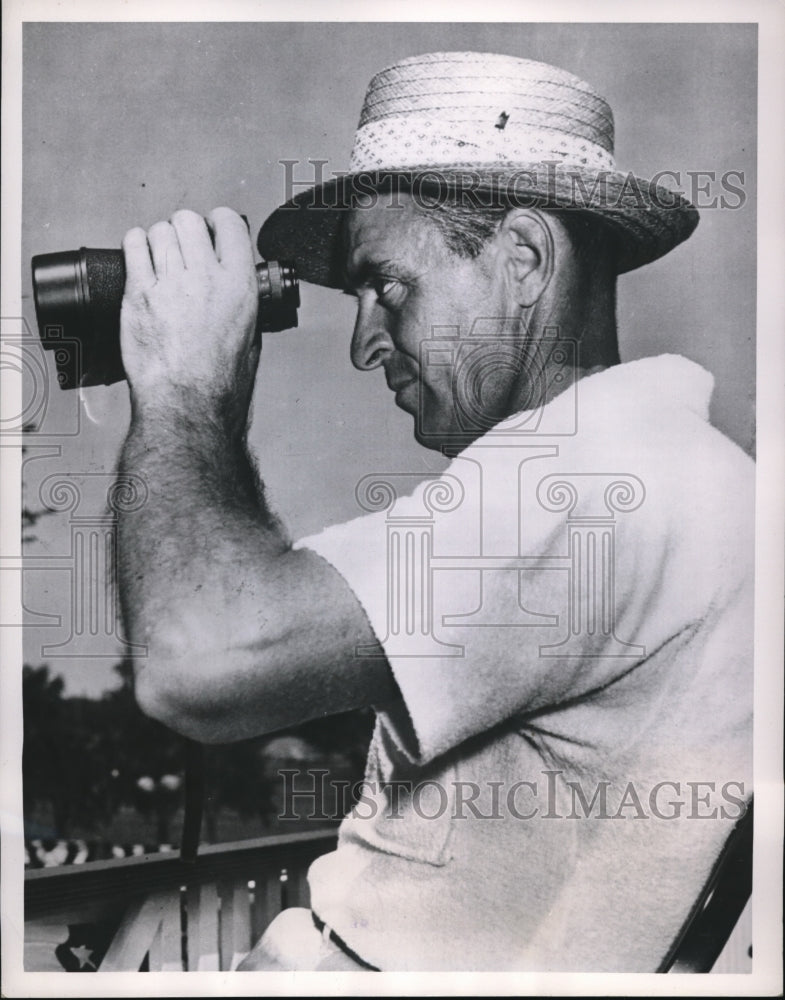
[311, 911, 380, 971]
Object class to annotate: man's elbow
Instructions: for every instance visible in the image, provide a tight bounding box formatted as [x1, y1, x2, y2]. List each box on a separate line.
[126, 598, 296, 742]
[132, 661, 207, 741]
[132, 639, 263, 745]
[124, 604, 218, 734]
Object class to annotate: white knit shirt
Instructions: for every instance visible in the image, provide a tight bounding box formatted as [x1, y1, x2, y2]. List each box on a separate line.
[294, 355, 754, 971]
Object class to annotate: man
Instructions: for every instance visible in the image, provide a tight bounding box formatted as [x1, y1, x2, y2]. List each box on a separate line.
[117, 52, 753, 971]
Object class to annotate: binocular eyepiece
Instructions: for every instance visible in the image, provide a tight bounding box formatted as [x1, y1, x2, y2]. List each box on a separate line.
[32, 248, 299, 391]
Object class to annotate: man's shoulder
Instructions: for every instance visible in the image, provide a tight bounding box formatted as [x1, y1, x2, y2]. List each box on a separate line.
[569, 354, 753, 470]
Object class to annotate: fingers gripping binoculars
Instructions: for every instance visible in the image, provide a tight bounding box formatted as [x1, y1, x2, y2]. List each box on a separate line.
[31, 246, 299, 391]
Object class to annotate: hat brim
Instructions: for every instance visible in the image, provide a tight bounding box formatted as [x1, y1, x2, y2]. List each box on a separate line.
[257, 166, 699, 286]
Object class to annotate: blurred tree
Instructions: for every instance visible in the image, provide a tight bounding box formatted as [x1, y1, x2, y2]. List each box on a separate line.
[296, 709, 375, 775]
[22, 664, 67, 836]
[202, 740, 275, 841]
[23, 657, 376, 849]
[23, 661, 183, 843]
[22, 664, 121, 838]
[100, 661, 184, 843]
[21, 422, 55, 545]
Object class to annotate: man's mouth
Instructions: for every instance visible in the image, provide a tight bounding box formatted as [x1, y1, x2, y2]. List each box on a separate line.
[389, 376, 417, 394]
[389, 376, 418, 410]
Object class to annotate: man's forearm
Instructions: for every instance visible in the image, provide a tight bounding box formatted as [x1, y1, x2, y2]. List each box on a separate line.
[113, 208, 392, 742]
[117, 408, 288, 724]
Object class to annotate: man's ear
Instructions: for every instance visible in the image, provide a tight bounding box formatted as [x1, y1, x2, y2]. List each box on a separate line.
[497, 209, 555, 308]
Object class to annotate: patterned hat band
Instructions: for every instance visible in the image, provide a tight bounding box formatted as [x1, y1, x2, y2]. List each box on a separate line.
[349, 117, 617, 174]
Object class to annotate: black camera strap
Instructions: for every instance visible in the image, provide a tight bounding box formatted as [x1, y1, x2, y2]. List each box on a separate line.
[180, 738, 205, 864]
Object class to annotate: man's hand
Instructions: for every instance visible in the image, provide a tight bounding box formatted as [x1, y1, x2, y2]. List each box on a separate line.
[120, 207, 260, 433]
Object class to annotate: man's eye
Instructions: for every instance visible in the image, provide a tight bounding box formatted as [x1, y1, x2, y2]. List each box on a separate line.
[373, 278, 402, 305]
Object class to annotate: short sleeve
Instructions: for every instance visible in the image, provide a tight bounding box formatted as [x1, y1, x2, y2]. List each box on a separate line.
[295, 455, 665, 765]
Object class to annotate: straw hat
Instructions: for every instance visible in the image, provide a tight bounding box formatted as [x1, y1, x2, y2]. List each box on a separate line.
[258, 51, 699, 284]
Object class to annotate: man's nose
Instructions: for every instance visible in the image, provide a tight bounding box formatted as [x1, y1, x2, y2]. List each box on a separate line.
[350, 301, 394, 371]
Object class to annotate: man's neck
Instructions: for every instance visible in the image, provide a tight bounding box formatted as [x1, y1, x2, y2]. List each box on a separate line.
[513, 315, 620, 414]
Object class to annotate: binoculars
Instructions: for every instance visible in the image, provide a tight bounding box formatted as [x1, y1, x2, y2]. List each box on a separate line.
[31, 245, 299, 391]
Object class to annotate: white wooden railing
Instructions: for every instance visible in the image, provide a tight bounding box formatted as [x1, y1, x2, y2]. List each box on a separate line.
[24, 830, 337, 971]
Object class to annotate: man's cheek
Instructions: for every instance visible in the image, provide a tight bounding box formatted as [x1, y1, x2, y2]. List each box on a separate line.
[425, 380, 461, 437]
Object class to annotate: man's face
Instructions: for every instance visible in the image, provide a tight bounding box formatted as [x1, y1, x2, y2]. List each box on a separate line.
[343, 196, 530, 450]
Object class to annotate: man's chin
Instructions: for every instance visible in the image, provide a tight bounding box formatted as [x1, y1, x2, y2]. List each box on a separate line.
[412, 425, 447, 452]
[395, 387, 485, 451]
[411, 417, 484, 453]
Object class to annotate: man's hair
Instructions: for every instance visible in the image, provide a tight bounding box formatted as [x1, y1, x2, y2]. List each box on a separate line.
[425, 199, 618, 280]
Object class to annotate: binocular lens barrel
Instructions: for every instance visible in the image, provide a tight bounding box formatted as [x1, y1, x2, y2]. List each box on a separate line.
[32, 249, 299, 391]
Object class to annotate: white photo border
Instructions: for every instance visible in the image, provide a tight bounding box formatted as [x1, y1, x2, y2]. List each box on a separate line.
[2, 1, 782, 996]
